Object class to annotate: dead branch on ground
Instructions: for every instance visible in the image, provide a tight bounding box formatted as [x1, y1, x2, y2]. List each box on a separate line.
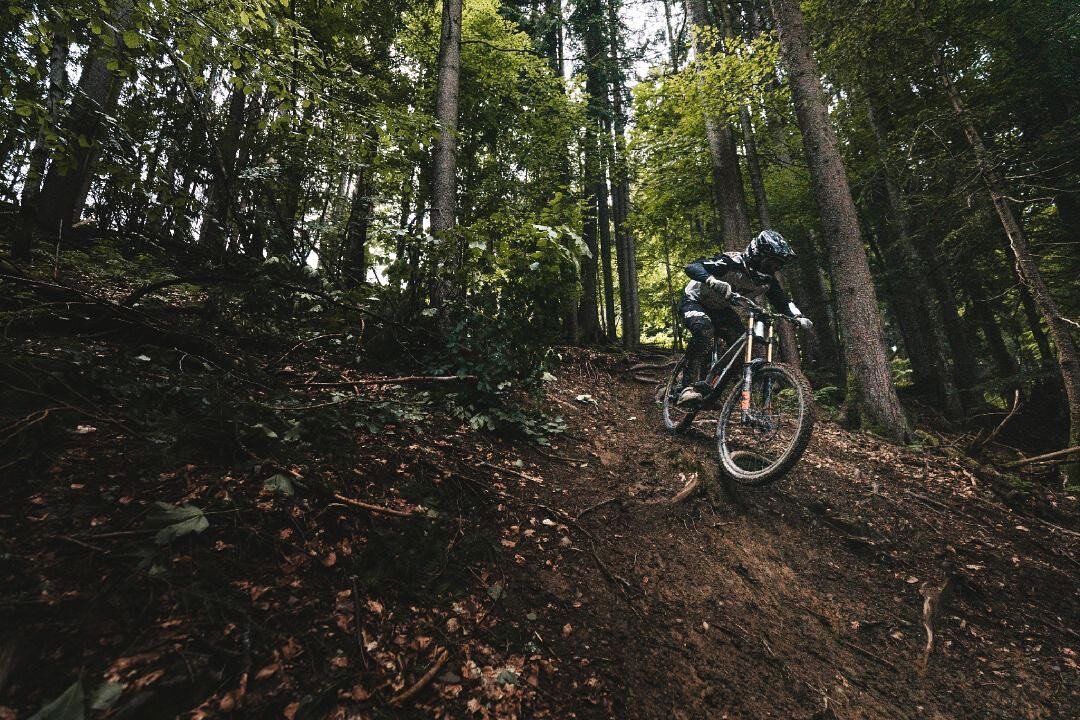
[332, 494, 419, 518]
[1004, 445, 1080, 468]
[390, 648, 449, 706]
[972, 389, 1021, 450]
[917, 576, 953, 675]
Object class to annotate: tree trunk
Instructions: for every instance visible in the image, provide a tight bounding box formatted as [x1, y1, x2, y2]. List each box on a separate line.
[906, 226, 982, 409]
[35, 0, 133, 234]
[739, 108, 770, 229]
[928, 30, 1080, 481]
[733, 93, 802, 366]
[685, 0, 751, 251]
[540, 0, 564, 76]
[19, 31, 68, 217]
[198, 83, 248, 255]
[598, 155, 617, 342]
[607, 0, 639, 348]
[576, 0, 606, 343]
[577, 134, 601, 343]
[431, 0, 463, 313]
[662, 0, 685, 72]
[962, 275, 1021, 400]
[343, 161, 373, 287]
[663, 232, 681, 349]
[792, 230, 842, 381]
[866, 100, 962, 420]
[769, 0, 909, 441]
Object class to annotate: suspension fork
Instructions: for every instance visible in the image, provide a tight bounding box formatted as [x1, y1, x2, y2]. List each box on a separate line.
[763, 322, 776, 408]
[740, 314, 755, 413]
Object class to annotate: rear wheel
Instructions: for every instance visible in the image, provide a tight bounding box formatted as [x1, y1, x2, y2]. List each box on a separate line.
[716, 363, 814, 485]
[659, 355, 697, 432]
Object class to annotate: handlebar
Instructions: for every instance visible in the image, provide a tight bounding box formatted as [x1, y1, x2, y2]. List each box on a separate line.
[728, 291, 797, 323]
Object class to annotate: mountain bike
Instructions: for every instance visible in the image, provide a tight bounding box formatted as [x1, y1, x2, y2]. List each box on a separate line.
[659, 292, 815, 486]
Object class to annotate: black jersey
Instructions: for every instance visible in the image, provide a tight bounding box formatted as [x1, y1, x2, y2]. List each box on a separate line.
[682, 251, 802, 317]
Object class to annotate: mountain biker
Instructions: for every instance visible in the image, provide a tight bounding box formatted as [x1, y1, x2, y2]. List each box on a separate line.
[677, 229, 813, 406]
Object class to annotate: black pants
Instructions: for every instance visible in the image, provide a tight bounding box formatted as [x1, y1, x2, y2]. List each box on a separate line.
[678, 299, 743, 386]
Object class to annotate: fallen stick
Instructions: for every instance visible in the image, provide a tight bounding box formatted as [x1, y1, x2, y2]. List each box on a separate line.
[478, 461, 542, 484]
[629, 362, 675, 372]
[973, 389, 1021, 450]
[534, 446, 591, 464]
[332, 494, 417, 518]
[1005, 445, 1080, 468]
[838, 638, 899, 673]
[390, 648, 450, 706]
[917, 577, 953, 675]
[574, 497, 620, 521]
[295, 375, 476, 387]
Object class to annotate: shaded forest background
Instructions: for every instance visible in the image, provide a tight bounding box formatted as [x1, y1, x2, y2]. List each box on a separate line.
[3, 2, 1080, 718]
[2, 0, 1079, 467]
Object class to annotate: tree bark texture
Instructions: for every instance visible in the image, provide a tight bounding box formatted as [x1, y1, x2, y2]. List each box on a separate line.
[35, 1, 133, 234]
[598, 156, 617, 341]
[431, 0, 462, 237]
[769, 0, 909, 441]
[685, 0, 751, 251]
[430, 0, 463, 315]
[607, 0, 640, 348]
[576, 0, 607, 342]
[929, 35, 1080, 479]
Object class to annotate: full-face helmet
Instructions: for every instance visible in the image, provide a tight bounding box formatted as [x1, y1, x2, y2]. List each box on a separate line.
[745, 230, 796, 273]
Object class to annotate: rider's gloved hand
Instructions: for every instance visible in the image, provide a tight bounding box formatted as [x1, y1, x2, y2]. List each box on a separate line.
[795, 315, 813, 330]
[705, 276, 732, 297]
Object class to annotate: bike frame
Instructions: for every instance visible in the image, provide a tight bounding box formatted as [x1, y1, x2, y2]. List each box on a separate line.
[696, 297, 781, 413]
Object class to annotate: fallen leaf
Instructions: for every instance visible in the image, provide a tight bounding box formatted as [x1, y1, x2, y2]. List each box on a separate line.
[255, 664, 280, 681]
[281, 637, 303, 659]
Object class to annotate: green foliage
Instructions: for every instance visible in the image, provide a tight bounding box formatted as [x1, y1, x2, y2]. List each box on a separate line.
[28, 680, 84, 720]
[148, 502, 210, 544]
[890, 356, 913, 389]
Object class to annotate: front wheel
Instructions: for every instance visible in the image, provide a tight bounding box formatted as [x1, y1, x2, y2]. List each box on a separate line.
[716, 363, 814, 486]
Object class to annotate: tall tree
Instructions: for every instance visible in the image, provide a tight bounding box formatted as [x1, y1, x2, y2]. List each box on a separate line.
[197, 83, 249, 255]
[431, 0, 464, 311]
[924, 24, 1080, 478]
[685, 0, 751, 250]
[768, 0, 909, 440]
[13, 27, 67, 259]
[34, 0, 134, 234]
[573, 0, 608, 342]
[606, 0, 639, 348]
[866, 99, 963, 420]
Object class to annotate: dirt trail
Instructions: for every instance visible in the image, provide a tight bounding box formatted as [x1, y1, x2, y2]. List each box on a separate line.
[3, 348, 1078, 719]
[502, 351, 1080, 719]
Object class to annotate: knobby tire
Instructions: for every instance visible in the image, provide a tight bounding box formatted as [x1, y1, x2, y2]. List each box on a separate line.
[660, 355, 697, 432]
[716, 362, 814, 486]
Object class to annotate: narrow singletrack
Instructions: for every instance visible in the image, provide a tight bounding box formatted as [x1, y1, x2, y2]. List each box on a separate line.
[504, 350, 1080, 719]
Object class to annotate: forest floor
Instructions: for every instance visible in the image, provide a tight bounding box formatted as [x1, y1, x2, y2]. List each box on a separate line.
[3, 265, 1080, 719]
